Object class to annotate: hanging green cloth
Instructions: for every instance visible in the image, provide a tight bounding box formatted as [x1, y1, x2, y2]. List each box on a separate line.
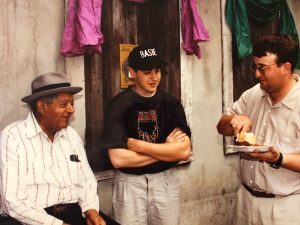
[246, 0, 282, 22]
[225, 0, 300, 68]
[225, 0, 252, 58]
[278, 1, 299, 43]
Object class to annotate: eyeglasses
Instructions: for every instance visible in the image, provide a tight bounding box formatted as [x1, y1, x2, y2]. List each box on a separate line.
[250, 63, 277, 74]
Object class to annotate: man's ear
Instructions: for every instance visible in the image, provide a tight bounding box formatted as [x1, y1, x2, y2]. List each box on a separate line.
[282, 62, 292, 74]
[128, 67, 136, 79]
[36, 100, 47, 115]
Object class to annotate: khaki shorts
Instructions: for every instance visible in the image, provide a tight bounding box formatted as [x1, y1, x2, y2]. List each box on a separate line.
[112, 168, 180, 225]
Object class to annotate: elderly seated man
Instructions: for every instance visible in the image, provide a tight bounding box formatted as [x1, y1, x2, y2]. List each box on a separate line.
[0, 72, 119, 225]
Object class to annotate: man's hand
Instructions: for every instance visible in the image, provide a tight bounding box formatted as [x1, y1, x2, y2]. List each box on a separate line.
[245, 146, 279, 163]
[230, 115, 252, 136]
[85, 209, 106, 225]
[166, 128, 187, 143]
[127, 138, 141, 152]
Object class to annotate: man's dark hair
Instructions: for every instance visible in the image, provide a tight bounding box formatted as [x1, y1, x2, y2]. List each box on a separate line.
[30, 94, 58, 115]
[253, 35, 299, 71]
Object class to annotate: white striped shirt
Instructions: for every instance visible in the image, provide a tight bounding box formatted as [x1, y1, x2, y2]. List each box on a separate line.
[0, 112, 99, 225]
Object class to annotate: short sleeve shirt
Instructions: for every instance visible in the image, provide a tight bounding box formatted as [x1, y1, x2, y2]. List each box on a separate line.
[102, 88, 191, 175]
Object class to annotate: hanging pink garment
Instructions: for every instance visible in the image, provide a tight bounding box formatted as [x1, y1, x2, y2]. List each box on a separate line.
[124, 0, 156, 3]
[60, 0, 104, 56]
[181, 0, 209, 58]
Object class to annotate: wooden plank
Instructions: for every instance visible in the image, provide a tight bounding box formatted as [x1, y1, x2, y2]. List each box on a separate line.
[123, 4, 137, 44]
[85, 54, 104, 171]
[101, 0, 115, 110]
[137, 1, 181, 99]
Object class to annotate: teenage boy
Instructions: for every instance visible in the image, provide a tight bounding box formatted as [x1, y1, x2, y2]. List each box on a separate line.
[103, 45, 192, 225]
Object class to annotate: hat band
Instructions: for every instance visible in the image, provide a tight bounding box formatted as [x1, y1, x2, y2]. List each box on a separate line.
[32, 83, 71, 94]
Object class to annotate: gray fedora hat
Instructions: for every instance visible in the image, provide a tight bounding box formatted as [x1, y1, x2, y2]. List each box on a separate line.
[21, 72, 82, 103]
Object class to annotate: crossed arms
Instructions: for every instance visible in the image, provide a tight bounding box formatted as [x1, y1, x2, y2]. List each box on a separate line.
[108, 128, 192, 169]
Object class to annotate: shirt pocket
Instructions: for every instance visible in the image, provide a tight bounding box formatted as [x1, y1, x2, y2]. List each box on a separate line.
[68, 153, 82, 184]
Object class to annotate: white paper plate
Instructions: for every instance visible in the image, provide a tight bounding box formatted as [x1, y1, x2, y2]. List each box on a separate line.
[226, 145, 271, 153]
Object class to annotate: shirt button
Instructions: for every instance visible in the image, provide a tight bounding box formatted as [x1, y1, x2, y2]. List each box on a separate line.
[250, 165, 253, 169]
[250, 180, 253, 184]
[259, 137, 262, 140]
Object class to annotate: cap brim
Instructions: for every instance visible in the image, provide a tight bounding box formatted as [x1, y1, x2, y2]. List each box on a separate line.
[134, 58, 168, 71]
[21, 86, 83, 103]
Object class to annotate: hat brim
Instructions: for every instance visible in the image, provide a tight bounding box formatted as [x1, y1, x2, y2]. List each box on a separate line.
[133, 58, 168, 71]
[21, 86, 83, 103]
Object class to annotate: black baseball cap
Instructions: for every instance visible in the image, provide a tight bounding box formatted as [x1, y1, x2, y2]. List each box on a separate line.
[128, 45, 168, 71]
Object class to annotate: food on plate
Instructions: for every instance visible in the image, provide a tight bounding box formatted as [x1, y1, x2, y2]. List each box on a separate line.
[230, 132, 269, 152]
[236, 132, 257, 146]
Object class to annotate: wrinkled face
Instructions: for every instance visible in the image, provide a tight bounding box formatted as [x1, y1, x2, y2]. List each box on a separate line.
[252, 53, 284, 93]
[130, 68, 161, 97]
[39, 92, 74, 134]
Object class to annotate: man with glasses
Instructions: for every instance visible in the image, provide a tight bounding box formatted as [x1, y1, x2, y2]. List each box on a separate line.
[217, 35, 300, 225]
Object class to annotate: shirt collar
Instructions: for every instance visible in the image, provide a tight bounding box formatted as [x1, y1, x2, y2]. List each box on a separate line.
[280, 74, 300, 110]
[54, 128, 67, 140]
[262, 74, 300, 110]
[25, 112, 68, 140]
[25, 112, 43, 138]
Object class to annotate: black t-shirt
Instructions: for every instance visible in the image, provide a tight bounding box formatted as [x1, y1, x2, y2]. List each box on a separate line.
[102, 88, 191, 175]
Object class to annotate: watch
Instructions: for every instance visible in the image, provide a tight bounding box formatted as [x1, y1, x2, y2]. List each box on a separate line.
[270, 152, 283, 169]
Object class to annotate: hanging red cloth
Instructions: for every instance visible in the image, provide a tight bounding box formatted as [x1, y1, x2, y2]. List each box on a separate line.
[181, 0, 209, 58]
[60, 0, 104, 56]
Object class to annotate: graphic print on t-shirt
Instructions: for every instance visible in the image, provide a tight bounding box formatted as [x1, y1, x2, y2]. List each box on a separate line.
[138, 110, 158, 143]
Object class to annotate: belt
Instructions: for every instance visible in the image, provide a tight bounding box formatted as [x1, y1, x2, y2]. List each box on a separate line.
[242, 183, 275, 198]
[45, 203, 78, 216]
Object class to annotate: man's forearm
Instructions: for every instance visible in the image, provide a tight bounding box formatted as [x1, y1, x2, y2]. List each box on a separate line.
[2, 201, 63, 225]
[108, 148, 158, 169]
[281, 153, 300, 172]
[128, 137, 191, 162]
